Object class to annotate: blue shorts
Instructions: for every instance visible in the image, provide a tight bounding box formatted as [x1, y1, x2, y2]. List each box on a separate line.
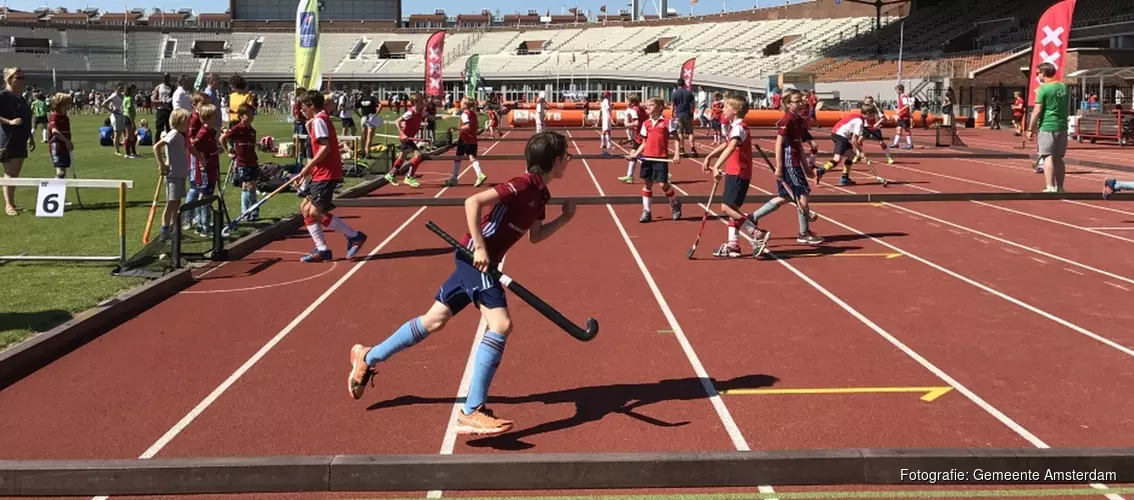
[435, 251, 508, 314]
[776, 166, 811, 201]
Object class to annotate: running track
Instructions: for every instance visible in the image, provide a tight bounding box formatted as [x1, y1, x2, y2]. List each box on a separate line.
[1, 127, 1132, 499]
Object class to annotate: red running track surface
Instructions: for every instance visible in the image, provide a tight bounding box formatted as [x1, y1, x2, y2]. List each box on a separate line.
[1, 127, 1133, 500]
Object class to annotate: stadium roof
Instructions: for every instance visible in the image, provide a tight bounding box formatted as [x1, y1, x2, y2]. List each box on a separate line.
[1067, 67, 1134, 80]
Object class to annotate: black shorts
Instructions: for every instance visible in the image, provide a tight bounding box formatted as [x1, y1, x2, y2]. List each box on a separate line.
[341, 117, 355, 128]
[427, 120, 436, 131]
[722, 174, 750, 208]
[831, 134, 854, 157]
[33, 116, 48, 127]
[306, 179, 339, 212]
[897, 118, 911, 129]
[863, 128, 884, 141]
[639, 160, 670, 183]
[232, 165, 260, 186]
[50, 143, 71, 169]
[456, 142, 478, 157]
[400, 139, 419, 155]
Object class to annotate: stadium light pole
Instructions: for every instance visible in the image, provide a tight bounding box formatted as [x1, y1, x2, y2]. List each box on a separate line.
[838, 0, 909, 52]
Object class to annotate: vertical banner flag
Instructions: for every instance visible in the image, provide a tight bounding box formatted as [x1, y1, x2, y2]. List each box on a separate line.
[294, 0, 322, 91]
[465, 54, 480, 91]
[1027, 0, 1076, 108]
[680, 58, 696, 89]
[425, 31, 446, 98]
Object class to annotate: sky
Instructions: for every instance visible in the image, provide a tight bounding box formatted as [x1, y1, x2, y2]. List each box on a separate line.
[3, 0, 798, 17]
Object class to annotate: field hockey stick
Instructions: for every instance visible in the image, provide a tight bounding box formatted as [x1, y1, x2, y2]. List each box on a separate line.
[70, 165, 85, 208]
[220, 174, 301, 237]
[686, 173, 721, 260]
[425, 220, 599, 342]
[753, 143, 819, 222]
[629, 155, 678, 163]
[142, 172, 165, 244]
[861, 155, 889, 186]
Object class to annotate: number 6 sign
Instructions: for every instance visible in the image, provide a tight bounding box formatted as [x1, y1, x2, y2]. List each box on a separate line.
[36, 180, 67, 217]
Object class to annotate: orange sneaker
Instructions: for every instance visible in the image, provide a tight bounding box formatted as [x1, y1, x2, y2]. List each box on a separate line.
[456, 406, 513, 436]
[348, 344, 375, 400]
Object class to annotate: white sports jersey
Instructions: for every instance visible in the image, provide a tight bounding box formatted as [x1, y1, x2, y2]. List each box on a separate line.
[835, 117, 865, 139]
[601, 98, 611, 130]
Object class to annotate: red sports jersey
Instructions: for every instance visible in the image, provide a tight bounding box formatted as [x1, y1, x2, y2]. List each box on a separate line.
[639, 117, 676, 158]
[633, 105, 648, 142]
[771, 93, 782, 110]
[188, 111, 202, 139]
[399, 109, 424, 139]
[488, 109, 499, 126]
[459, 109, 478, 144]
[776, 111, 807, 168]
[724, 119, 752, 179]
[226, 121, 258, 167]
[48, 112, 70, 149]
[710, 101, 724, 120]
[459, 173, 551, 263]
[896, 94, 912, 119]
[1013, 97, 1025, 116]
[192, 125, 220, 185]
[292, 101, 304, 123]
[307, 111, 344, 182]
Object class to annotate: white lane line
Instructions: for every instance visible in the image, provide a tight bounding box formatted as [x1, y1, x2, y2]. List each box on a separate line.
[93, 135, 512, 500]
[1105, 282, 1130, 292]
[586, 136, 777, 498]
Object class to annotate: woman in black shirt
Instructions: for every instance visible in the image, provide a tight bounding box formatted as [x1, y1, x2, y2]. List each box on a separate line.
[1, 67, 36, 216]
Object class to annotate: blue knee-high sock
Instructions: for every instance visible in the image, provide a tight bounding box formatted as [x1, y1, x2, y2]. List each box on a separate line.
[797, 207, 810, 234]
[240, 191, 252, 214]
[365, 316, 429, 365]
[462, 331, 507, 415]
[750, 201, 778, 222]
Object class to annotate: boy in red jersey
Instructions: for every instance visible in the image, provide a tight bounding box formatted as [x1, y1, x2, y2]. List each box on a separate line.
[47, 92, 74, 180]
[618, 94, 645, 183]
[627, 97, 683, 223]
[1011, 90, 1026, 137]
[295, 90, 367, 263]
[221, 104, 261, 219]
[709, 92, 724, 145]
[385, 93, 427, 188]
[187, 104, 221, 236]
[891, 84, 914, 149]
[486, 106, 500, 139]
[745, 90, 824, 247]
[703, 95, 771, 258]
[447, 97, 487, 187]
[347, 131, 576, 436]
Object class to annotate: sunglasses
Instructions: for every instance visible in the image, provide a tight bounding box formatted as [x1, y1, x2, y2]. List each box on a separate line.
[10, 75, 25, 81]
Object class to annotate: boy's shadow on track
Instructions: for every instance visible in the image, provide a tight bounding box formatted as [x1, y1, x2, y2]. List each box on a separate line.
[367, 374, 779, 450]
[359, 247, 453, 262]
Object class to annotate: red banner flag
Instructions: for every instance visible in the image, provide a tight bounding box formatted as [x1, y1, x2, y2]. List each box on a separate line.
[425, 31, 445, 97]
[1026, 0, 1076, 107]
[680, 58, 696, 89]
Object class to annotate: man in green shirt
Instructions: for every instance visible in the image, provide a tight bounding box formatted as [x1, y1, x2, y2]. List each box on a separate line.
[1027, 62, 1069, 192]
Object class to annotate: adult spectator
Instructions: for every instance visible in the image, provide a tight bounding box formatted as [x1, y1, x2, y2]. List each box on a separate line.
[0, 67, 35, 216]
[941, 87, 955, 128]
[203, 73, 221, 109]
[172, 74, 192, 112]
[670, 78, 696, 156]
[1028, 62, 1069, 193]
[227, 74, 252, 116]
[152, 74, 174, 134]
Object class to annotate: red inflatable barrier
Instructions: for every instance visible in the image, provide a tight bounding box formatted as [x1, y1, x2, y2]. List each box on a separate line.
[508, 108, 941, 128]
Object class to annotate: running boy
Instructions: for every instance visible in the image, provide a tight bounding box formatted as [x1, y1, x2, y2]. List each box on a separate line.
[702, 94, 769, 258]
[745, 89, 824, 247]
[627, 97, 682, 223]
[709, 92, 724, 145]
[221, 104, 261, 219]
[347, 131, 576, 436]
[48, 93, 74, 180]
[296, 90, 368, 263]
[384, 93, 426, 188]
[447, 97, 487, 188]
[815, 103, 880, 186]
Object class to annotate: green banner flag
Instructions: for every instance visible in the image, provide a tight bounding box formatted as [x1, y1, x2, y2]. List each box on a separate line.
[294, 0, 322, 91]
[465, 55, 480, 92]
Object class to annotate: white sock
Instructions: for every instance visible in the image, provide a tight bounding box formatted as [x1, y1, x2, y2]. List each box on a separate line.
[906, 135, 912, 146]
[306, 223, 329, 251]
[728, 225, 737, 242]
[642, 189, 652, 210]
[451, 160, 460, 179]
[472, 160, 482, 176]
[325, 215, 359, 238]
[626, 161, 635, 177]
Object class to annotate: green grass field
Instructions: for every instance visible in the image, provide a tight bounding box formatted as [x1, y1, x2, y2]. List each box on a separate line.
[0, 109, 464, 350]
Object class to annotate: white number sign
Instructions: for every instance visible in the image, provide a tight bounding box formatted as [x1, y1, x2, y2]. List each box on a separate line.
[36, 180, 67, 217]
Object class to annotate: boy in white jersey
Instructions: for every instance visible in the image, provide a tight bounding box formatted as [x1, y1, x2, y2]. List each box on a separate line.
[535, 96, 546, 133]
[816, 103, 879, 186]
[599, 90, 614, 156]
